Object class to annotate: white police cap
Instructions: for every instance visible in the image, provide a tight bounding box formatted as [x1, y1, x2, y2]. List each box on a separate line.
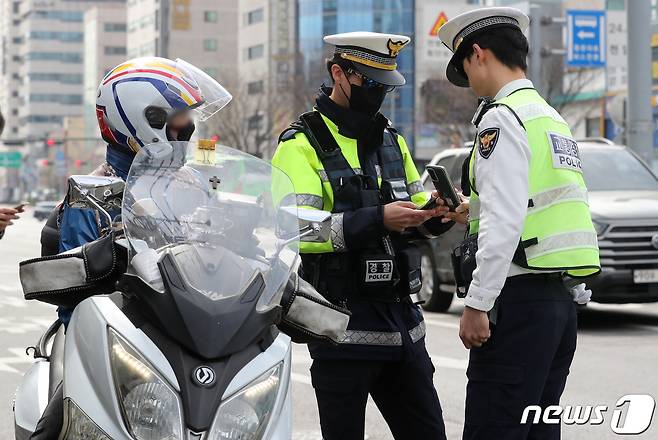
[438, 7, 529, 87]
[324, 31, 411, 86]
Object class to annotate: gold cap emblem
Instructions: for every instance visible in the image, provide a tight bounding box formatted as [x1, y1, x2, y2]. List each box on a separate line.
[387, 39, 407, 57]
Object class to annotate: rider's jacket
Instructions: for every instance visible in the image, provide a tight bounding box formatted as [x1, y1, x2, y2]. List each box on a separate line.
[42, 146, 134, 324]
[273, 88, 452, 360]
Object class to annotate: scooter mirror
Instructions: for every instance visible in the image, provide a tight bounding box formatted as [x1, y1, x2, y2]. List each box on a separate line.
[67, 175, 124, 211]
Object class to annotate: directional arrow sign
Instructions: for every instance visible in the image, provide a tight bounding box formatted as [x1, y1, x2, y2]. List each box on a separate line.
[567, 9, 606, 68]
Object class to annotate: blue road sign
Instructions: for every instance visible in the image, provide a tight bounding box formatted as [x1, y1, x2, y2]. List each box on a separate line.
[567, 9, 606, 68]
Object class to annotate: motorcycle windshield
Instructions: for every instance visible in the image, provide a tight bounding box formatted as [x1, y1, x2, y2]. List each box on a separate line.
[122, 141, 299, 308]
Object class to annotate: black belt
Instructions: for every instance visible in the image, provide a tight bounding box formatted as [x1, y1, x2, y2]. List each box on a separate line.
[500, 272, 570, 302]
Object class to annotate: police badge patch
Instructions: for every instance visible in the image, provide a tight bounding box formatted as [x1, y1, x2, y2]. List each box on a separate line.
[477, 128, 500, 159]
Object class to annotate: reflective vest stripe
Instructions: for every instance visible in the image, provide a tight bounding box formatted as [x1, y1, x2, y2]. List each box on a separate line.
[330, 212, 346, 252]
[514, 102, 568, 125]
[524, 230, 599, 260]
[528, 184, 588, 214]
[296, 193, 324, 209]
[338, 321, 426, 346]
[407, 180, 424, 195]
[470, 183, 588, 222]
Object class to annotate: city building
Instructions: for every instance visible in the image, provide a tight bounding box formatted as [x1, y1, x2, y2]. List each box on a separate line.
[126, 0, 239, 91]
[12, 0, 126, 147]
[0, 0, 23, 143]
[83, 4, 127, 165]
[232, 0, 299, 158]
[297, 0, 416, 150]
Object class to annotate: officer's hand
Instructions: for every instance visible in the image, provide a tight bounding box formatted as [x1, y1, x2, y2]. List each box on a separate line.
[383, 201, 435, 232]
[0, 207, 20, 232]
[441, 193, 469, 224]
[459, 306, 491, 349]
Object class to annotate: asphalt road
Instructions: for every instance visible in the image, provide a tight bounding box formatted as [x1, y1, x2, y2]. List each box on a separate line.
[0, 208, 656, 439]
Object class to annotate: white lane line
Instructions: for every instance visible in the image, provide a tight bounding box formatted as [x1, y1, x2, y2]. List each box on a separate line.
[424, 317, 460, 330]
[0, 347, 33, 374]
[430, 355, 467, 370]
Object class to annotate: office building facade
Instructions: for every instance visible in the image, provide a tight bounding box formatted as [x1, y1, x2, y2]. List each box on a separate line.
[298, 0, 416, 149]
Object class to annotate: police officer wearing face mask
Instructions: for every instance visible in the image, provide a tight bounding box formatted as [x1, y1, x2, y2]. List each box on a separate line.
[273, 32, 451, 440]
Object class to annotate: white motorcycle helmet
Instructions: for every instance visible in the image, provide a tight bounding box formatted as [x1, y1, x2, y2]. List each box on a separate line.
[96, 57, 232, 153]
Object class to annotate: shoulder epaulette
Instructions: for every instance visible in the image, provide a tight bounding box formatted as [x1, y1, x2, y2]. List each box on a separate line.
[277, 119, 305, 144]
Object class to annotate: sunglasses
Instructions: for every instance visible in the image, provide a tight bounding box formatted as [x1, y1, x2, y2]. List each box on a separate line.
[347, 69, 396, 93]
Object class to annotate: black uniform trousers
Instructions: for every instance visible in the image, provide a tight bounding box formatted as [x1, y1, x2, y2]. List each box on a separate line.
[310, 347, 447, 440]
[463, 274, 577, 440]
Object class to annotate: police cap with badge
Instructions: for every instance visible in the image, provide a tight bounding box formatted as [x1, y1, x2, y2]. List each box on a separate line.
[324, 31, 411, 87]
[438, 7, 529, 87]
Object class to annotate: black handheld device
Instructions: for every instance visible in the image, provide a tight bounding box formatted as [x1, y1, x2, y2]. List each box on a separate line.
[425, 165, 460, 211]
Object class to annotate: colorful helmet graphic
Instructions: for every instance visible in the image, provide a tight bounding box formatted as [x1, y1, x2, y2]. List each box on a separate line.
[96, 57, 232, 153]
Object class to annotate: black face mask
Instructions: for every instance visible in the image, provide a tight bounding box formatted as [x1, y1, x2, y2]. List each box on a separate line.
[340, 82, 387, 118]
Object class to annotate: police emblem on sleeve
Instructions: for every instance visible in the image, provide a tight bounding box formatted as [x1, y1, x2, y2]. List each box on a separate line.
[477, 128, 500, 159]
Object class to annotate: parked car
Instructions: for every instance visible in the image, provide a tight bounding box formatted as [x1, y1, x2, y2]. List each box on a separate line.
[418, 138, 658, 312]
[33, 201, 59, 221]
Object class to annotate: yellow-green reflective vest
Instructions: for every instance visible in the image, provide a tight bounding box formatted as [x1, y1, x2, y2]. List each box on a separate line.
[468, 89, 601, 277]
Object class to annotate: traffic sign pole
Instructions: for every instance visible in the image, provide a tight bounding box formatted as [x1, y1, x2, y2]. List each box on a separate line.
[626, 0, 654, 163]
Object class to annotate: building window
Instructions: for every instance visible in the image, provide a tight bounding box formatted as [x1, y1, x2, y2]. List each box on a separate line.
[104, 22, 126, 32]
[247, 80, 264, 95]
[104, 46, 127, 55]
[25, 52, 82, 63]
[586, 117, 601, 137]
[246, 8, 264, 25]
[204, 11, 218, 23]
[29, 94, 83, 105]
[247, 113, 264, 131]
[28, 31, 83, 42]
[33, 10, 83, 22]
[247, 44, 264, 60]
[204, 67, 218, 79]
[204, 39, 218, 51]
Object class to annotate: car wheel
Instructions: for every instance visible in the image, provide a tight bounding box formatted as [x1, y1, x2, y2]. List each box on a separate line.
[419, 247, 453, 313]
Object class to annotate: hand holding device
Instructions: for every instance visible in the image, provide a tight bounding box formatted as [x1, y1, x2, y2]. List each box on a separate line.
[425, 165, 460, 211]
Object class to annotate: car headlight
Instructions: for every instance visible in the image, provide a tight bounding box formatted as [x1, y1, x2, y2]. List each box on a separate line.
[108, 328, 184, 440]
[592, 219, 608, 236]
[207, 362, 283, 440]
[61, 398, 111, 440]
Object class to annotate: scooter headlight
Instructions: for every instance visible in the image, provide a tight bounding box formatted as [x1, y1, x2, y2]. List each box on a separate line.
[207, 363, 283, 440]
[108, 328, 184, 440]
[61, 398, 111, 440]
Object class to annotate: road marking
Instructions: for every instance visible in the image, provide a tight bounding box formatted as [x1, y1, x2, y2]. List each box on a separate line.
[0, 347, 33, 374]
[430, 355, 468, 370]
[424, 317, 460, 330]
[0, 317, 53, 334]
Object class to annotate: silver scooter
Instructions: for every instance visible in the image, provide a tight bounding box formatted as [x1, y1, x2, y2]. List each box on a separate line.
[14, 141, 347, 440]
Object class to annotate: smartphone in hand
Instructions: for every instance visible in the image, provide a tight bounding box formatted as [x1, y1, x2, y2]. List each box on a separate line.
[425, 165, 460, 211]
[14, 202, 29, 211]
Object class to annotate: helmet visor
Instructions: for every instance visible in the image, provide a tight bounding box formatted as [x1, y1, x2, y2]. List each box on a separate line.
[175, 58, 233, 121]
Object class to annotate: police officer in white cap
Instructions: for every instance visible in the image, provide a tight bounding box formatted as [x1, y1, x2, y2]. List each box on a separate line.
[438, 7, 600, 440]
[273, 32, 451, 439]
